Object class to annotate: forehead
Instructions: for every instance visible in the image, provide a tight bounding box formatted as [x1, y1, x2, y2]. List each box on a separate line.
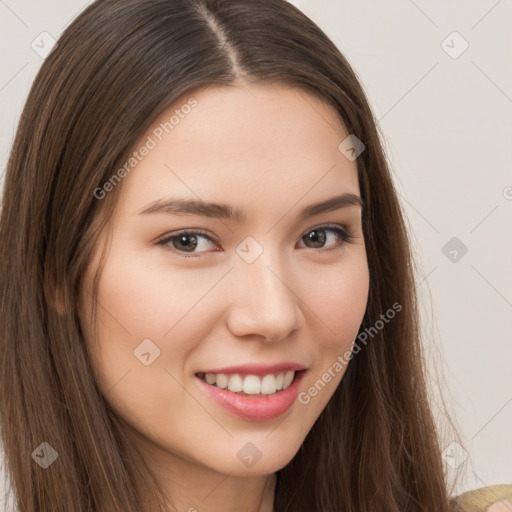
[114, 84, 359, 219]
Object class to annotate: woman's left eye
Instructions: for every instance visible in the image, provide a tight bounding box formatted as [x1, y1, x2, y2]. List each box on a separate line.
[156, 224, 355, 258]
[298, 224, 355, 252]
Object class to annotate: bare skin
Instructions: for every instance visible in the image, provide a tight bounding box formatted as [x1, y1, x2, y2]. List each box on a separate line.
[80, 83, 370, 512]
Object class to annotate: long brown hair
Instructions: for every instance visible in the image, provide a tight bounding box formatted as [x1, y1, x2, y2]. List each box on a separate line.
[0, 0, 461, 510]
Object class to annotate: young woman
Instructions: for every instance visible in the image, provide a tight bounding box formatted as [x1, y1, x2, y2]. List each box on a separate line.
[0, 0, 465, 510]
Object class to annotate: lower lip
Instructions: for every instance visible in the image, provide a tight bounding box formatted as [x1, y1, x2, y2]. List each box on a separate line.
[195, 371, 306, 421]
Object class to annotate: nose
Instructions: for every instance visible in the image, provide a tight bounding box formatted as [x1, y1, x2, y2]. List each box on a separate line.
[225, 251, 304, 342]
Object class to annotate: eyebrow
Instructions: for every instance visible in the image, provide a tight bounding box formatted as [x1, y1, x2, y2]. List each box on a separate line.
[137, 193, 364, 223]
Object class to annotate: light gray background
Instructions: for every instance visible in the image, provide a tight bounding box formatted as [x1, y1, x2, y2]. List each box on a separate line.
[1, 0, 511, 505]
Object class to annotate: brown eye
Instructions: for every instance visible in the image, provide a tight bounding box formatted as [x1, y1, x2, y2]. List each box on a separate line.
[170, 233, 199, 252]
[157, 230, 217, 257]
[299, 225, 354, 251]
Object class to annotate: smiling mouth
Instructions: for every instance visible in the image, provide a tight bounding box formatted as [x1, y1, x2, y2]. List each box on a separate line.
[195, 370, 305, 397]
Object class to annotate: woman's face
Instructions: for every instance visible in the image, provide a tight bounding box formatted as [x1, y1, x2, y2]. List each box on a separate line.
[81, 83, 369, 481]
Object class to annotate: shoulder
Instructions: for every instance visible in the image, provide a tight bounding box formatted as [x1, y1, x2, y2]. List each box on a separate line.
[451, 484, 512, 512]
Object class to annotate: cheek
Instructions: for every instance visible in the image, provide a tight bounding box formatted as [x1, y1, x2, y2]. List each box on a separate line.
[80, 249, 210, 393]
[299, 253, 369, 349]
[81, 253, 214, 441]
[98, 257, 194, 332]
[92, 248, 225, 346]
[293, 254, 369, 415]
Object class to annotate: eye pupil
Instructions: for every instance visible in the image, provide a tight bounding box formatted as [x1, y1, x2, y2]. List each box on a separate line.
[305, 229, 326, 248]
[175, 234, 198, 252]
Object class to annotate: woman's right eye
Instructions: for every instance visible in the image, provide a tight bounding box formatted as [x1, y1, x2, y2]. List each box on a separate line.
[156, 230, 218, 258]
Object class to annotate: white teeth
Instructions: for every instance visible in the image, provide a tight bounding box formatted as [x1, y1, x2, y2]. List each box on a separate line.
[216, 373, 228, 389]
[260, 374, 277, 395]
[227, 374, 243, 393]
[200, 371, 298, 395]
[283, 370, 294, 390]
[243, 375, 261, 394]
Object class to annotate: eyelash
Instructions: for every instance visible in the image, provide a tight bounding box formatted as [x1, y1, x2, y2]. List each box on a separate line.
[156, 223, 356, 259]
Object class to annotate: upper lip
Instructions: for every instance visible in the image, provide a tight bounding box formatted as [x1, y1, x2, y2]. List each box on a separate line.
[196, 362, 307, 376]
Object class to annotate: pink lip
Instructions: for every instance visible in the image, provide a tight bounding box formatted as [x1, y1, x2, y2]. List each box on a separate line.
[197, 362, 306, 377]
[195, 370, 306, 421]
